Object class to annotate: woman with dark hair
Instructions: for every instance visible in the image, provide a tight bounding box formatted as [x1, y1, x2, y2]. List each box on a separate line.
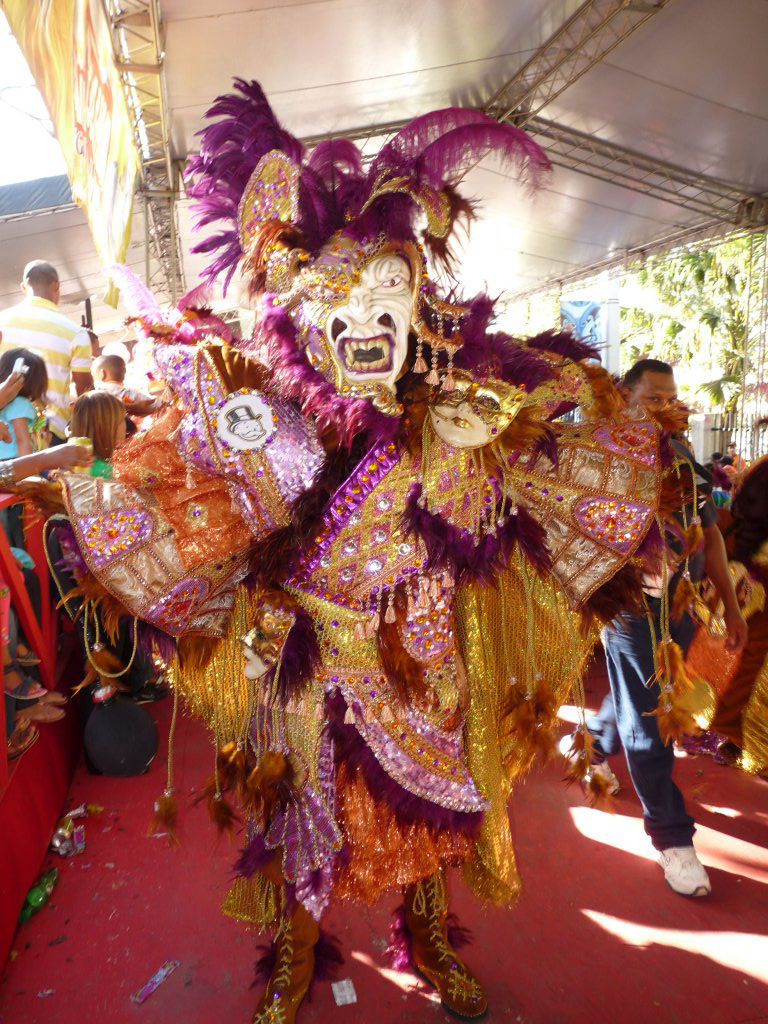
[707, 455, 768, 772]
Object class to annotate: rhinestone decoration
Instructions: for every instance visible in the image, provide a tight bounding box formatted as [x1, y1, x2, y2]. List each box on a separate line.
[80, 509, 153, 568]
[575, 497, 651, 553]
[146, 577, 210, 635]
[592, 421, 657, 466]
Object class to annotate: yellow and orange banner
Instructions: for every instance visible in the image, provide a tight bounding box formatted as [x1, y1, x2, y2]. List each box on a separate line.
[2, 0, 140, 304]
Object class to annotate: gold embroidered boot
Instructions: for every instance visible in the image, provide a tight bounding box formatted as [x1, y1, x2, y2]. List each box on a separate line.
[252, 900, 320, 1024]
[403, 870, 487, 1020]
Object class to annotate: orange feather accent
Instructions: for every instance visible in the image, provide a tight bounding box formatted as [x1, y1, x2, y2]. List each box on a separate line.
[670, 576, 697, 623]
[580, 362, 624, 421]
[499, 681, 559, 778]
[377, 595, 429, 706]
[208, 793, 240, 837]
[245, 751, 293, 823]
[560, 727, 593, 784]
[585, 769, 617, 811]
[646, 639, 698, 744]
[177, 634, 219, 673]
[684, 519, 704, 556]
[148, 790, 179, 846]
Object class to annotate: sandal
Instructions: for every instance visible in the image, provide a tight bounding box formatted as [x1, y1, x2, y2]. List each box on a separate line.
[38, 690, 67, 706]
[4, 660, 48, 701]
[16, 701, 65, 724]
[16, 645, 42, 668]
[7, 722, 39, 760]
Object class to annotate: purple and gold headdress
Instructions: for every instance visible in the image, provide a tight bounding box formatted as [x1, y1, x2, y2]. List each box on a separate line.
[185, 78, 551, 386]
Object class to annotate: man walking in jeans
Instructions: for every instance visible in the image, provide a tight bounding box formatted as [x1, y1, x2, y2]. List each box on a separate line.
[563, 359, 747, 896]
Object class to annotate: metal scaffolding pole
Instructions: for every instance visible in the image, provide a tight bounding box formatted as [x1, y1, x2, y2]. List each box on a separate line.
[485, 0, 673, 127]
[102, 0, 184, 302]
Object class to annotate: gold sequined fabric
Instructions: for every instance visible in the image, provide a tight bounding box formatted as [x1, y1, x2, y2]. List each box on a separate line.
[455, 551, 593, 906]
[741, 650, 768, 775]
[222, 874, 279, 927]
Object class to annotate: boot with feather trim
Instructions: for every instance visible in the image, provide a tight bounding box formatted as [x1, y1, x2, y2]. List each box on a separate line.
[251, 898, 342, 1024]
[400, 870, 487, 1021]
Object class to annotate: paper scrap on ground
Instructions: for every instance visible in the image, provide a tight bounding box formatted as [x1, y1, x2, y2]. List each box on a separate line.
[332, 978, 357, 1006]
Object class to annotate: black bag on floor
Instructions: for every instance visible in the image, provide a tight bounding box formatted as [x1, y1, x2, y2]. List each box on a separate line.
[83, 696, 158, 776]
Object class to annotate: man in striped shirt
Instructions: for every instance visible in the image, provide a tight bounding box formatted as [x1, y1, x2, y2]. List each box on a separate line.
[0, 261, 93, 442]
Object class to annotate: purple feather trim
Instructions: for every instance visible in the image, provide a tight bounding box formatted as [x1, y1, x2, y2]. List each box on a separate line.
[386, 905, 473, 971]
[526, 329, 600, 364]
[252, 300, 401, 450]
[137, 622, 177, 666]
[234, 831, 274, 878]
[327, 694, 483, 837]
[402, 484, 551, 583]
[253, 928, 343, 992]
[387, 906, 414, 970]
[371, 108, 550, 193]
[455, 328, 556, 392]
[54, 523, 88, 576]
[260, 607, 321, 705]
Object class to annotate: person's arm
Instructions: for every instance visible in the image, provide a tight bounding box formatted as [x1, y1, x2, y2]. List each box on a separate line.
[123, 396, 159, 417]
[0, 371, 25, 410]
[0, 442, 92, 483]
[10, 417, 34, 457]
[70, 327, 94, 395]
[72, 370, 94, 395]
[703, 523, 748, 651]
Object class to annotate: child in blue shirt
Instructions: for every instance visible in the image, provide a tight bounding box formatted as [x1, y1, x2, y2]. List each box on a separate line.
[0, 348, 48, 459]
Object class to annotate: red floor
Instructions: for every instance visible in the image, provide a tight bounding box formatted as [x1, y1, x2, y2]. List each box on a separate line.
[2, 667, 768, 1024]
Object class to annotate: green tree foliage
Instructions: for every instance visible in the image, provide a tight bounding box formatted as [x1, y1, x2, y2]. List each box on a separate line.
[620, 235, 764, 411]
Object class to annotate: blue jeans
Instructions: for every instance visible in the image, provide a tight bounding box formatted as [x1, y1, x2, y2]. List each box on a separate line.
[587, 599, 695, 851]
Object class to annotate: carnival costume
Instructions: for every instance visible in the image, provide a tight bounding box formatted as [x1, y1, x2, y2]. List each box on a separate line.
[34, 82, 692, 1022]
[687, 455, 768, 776]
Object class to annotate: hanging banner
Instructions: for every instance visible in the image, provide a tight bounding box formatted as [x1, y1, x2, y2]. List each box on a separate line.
[560, 299, 607, 353]
[2, 0, 140, 305]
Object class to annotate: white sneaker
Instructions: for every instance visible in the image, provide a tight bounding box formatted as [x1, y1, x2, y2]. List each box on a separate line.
[659, 846, 711, 897]
[558, 734, 620, 795]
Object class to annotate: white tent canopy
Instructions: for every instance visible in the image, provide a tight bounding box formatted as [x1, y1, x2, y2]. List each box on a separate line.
[2, 0, 767, 336]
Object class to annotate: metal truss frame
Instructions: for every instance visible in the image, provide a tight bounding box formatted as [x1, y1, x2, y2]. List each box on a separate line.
[102, 0, 184, 303]
[505, 221, 764, 302]
[300, 0, 766, 297]
[484, 0, 674, 128]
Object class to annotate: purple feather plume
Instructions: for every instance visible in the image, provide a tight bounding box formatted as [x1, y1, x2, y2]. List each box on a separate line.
[371, 107, 550, 192]
[234, 831, 274, 878]
[526, 329, 600, 364]
[259, 606, 321, 705]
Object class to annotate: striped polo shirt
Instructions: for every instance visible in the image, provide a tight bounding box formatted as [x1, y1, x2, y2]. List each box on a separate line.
[0, 297, 92, 438]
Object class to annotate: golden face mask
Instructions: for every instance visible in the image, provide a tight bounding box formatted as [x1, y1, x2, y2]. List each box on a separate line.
[429, 371, 528, 449]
